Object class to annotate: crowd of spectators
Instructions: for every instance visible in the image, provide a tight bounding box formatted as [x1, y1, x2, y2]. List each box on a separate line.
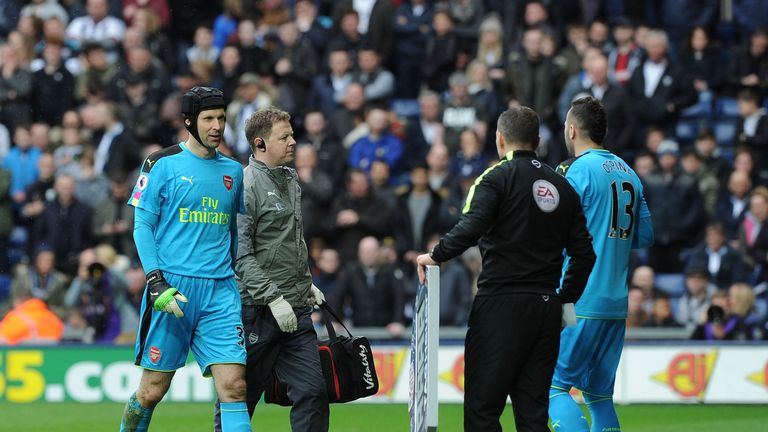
[1, 0, 768, 345]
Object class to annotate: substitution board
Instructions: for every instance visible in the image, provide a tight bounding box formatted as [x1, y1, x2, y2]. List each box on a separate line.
[409, 265, 439, 432]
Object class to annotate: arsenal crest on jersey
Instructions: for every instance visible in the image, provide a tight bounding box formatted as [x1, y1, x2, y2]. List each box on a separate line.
[223, 175, 233, 191]
[149, 346, 162, 363]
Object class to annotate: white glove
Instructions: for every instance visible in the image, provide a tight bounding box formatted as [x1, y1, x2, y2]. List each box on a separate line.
[269, 296, 298, 333]
[308, 284, 325, 309]
[562, 303, 577, 327]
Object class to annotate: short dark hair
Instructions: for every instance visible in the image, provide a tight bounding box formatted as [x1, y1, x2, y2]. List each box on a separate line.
[346, 168, 368, 183]
[569, 96, 607, 145]
[327, 45, 349, 57]
[695, 127, 715, 142]
[497, 106, 539, 148]
[83, 41, 105, 55]
[244, 107, 291, 151]
[433, 5, 453, 21]
[634, 149, 655, 160]
[343, 9, 359, 19]
[738, 88, 760, 104]
[358, 44, 379, 56]
[303, 109, 324, 119]
[681, 147, 700, 160]
[706, 221, 725, 235]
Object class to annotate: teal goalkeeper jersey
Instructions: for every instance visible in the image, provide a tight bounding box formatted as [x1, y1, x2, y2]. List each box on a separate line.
[128, 143, 244, 279]
[557, 149, 652, 319]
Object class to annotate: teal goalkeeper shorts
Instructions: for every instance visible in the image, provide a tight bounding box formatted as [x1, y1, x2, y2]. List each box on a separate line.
[134, 272, 246, 376]
[551, 318, 625, 397]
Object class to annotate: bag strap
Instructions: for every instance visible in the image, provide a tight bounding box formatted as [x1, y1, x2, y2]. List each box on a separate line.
[320, 303, 353, 342]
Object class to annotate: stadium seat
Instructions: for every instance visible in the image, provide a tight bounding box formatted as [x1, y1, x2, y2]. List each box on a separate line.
[680, 100, 712, 121]
[715, 98, 740, 119]
[390, 99, 420, 119]
[7, 227, 28, 268]
[655, 273, 686, 297]
[675, 120, 700, 144]
[0, 274, 10, 303]
[714, 121, 737, 146]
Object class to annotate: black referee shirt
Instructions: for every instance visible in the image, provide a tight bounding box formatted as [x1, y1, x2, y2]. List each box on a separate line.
[431, 150, 595, 302]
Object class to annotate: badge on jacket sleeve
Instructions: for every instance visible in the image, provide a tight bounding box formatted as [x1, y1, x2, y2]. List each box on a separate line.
[532, 180, 560, 213]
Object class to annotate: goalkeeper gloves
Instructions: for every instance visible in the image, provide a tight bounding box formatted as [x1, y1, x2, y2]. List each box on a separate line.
[269, 296, 298, 333]
[146, 270, 188, 318]
[562, 303, 577, 327]
[308, 284, 325, 309]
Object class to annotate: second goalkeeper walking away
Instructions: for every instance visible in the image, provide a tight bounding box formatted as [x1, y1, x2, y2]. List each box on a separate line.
[549, 96, 654, 432]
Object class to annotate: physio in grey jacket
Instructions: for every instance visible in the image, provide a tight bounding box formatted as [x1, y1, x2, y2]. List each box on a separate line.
[214, 108, 329, 432]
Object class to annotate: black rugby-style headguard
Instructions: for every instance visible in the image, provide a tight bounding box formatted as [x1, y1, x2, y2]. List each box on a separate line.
[181, 86, 226, 145]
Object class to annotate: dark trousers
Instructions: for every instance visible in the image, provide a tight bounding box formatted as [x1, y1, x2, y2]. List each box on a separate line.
[464, 294, 562, 432]
[214, 305, 329, 432]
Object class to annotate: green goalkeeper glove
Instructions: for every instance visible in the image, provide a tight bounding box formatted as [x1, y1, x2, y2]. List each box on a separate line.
[146, 270, 188, 318]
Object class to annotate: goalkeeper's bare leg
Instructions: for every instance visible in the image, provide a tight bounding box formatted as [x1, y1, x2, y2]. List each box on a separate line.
[210, 364, 252, 431]
[120, 370, 173, 431]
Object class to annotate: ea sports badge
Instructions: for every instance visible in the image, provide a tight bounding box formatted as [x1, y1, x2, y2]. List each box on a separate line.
[223, 175, 233, 191]
[532, 179, 560, 213]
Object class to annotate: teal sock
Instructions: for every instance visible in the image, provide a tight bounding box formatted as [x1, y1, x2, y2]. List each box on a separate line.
[549, 387, 589, 432]
[584, 393, 620, 432]
[220, 401, 251, 432]
[120, 392, 154, 432]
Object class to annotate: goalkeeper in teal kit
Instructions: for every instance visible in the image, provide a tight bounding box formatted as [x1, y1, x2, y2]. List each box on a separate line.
[549, 97, 654, 432]
[119, 87, 251, 432]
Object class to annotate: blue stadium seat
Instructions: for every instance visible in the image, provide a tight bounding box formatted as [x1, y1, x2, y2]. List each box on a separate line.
[8, 227, 28, 268]
[675, 120, 700, 144]
[655, 273, 686, 297]
[714, 121, 737, 146]
[715, 98, 740, 119]
[0, 274, 10, 304]
[680, 100, 712, 120]
[390, 99, 420, 119]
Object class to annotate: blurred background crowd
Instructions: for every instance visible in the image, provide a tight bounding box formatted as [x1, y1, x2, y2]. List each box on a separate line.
[1, 0, 768, 345]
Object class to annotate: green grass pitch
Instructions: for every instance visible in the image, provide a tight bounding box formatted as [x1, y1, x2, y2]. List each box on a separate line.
[1, 402, 765, 431]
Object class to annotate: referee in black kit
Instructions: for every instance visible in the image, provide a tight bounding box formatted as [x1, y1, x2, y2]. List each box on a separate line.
[417, 106, 596, 432]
